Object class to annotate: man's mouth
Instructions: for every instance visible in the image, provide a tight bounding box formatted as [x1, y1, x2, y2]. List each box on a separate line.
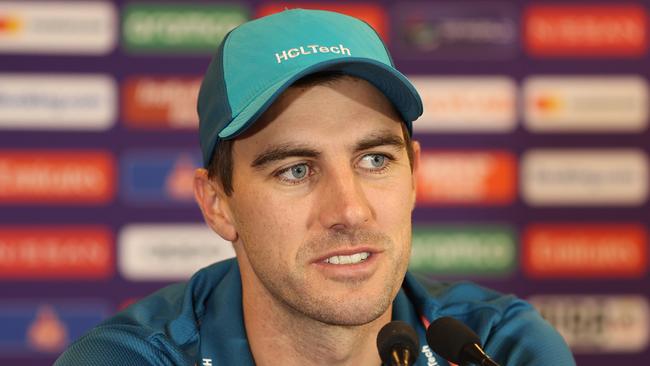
[323, 252, 370, 265]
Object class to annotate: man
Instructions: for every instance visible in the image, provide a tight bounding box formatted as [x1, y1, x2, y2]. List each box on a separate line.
[55, 9, 575, 366]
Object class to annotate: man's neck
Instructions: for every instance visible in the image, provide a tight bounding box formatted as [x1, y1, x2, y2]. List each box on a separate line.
[241, 275, 391, 366]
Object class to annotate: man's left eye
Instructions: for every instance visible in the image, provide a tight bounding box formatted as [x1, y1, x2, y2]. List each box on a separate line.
[359, 154, 388, 169]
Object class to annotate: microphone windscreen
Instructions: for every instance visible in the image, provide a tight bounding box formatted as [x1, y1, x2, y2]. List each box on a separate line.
[376, 320, 420, 365]
[426, 316, 481, 363]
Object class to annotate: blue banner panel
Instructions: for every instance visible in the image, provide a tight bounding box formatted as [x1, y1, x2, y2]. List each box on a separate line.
[0, 301, 109, 356]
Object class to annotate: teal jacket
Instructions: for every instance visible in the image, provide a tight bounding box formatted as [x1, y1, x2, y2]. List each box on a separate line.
[55, 258, 575, 365]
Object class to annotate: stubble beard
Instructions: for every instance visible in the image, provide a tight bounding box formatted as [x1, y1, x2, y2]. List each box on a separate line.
[248, 229, 410, 327]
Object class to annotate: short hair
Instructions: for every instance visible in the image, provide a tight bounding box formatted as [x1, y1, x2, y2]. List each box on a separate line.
[207, 73, 415, 195]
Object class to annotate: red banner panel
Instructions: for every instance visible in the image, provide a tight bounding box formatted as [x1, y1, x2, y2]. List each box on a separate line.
[0, 151, 115, 204]
[416, 150, 517, 205]
[122, 76, 201, 129]
[524, 5, 648, 57]
[257, 2, 388, 41]
[523, 224, 648, 278]
[0, 227, 114, 279]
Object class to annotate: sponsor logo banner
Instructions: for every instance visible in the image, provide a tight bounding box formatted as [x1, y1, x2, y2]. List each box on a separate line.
[0, 74, 116, 130]
[523, 224, 647, 278]
[522, 149, 648, 206]
[524, 76, 648, 132]
[118, 224, 235, 281]
[410, 225, 516, 276]
[0, 1, 116, 54]
[393, 2, 517, 60]
[412, 76, 516, 132]
[0, 151, 115, 204]
[122, 76, 201, 129]
[417, 150, 517, 205]
[0, 227, 113, 279]
[122, 3, 248, 53]
[530, 295, 649, 353]
[121, 150, 200, 206]
[524, 5, 648, 57]
[0, 301, 108, 355]
[257, 3, 388, 41]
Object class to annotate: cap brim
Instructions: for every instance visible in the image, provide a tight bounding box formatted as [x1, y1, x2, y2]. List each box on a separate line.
[217, 57, 423, 140]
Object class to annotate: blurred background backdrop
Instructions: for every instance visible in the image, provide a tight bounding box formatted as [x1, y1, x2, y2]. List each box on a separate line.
[0, 0, 649, 365]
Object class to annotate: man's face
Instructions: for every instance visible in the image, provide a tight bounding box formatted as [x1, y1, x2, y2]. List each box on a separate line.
[224, 76, 418, 326]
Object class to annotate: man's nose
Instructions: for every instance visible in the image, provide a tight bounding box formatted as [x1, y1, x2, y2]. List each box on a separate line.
[317, 167, 373, 231]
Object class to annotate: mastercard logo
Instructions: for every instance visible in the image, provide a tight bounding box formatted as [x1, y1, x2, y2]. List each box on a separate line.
[534, 95, 563, 113]
[0, 16, 22, 33]
[523, 76, 648, 132]
[0, 2, 116, 55]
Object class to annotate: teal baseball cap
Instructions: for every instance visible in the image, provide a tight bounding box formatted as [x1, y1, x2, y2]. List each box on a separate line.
[197, 9, 423, 167]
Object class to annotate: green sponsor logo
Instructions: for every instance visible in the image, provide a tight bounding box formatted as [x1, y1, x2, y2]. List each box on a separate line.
[409, 225, 516, 276]
[123, 4, 248, 53]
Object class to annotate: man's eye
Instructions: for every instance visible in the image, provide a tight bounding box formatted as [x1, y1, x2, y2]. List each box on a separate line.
[359, 154, 389, 170]
[277, 163, 310, 182]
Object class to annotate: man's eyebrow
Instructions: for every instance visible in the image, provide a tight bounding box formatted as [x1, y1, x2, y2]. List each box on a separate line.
[354, 131, 406, 153]
[251, 143, 320, 169]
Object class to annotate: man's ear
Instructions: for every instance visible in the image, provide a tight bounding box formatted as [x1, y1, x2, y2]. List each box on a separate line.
[193, 168, 238, 242]
[411, 140, 421, 209]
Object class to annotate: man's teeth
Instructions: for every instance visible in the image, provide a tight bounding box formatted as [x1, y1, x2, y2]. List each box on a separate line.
[324, 252, 370, 265]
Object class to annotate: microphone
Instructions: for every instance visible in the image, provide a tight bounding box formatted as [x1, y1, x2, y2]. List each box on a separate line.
[426, 316, 501, 366]
[376, 320, 420, 366]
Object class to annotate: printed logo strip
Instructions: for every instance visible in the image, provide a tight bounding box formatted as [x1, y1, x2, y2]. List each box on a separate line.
[0, 151, 116, 204]
[0, 1, 117, 54]
[0, 226, 114, 279]
[523, 223, 648, 278]
[521, 149, 648, 206]
[118, 223, 234, 281]
[122, 3, 248, 54]
[530, 295, 649, 353]
[411, 224, 516, 277]
[0, 74, 117, 130]
[417, 150, 517, 206]
[524, 5, 648, 57]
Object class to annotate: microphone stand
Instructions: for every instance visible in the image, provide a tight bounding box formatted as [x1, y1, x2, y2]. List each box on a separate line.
[462, 343, 501, 366]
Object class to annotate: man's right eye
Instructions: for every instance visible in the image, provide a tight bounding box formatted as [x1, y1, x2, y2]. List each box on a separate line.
[276, 163, 312, 184]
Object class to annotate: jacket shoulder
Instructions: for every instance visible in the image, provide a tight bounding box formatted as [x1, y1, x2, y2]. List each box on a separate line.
[409, 276, 576, 365]
[54, 323, 195, 366]
[55, 259, 238, 366]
